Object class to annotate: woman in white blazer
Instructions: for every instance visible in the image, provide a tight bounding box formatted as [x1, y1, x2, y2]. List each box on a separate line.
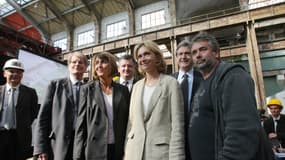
[124, 40, 185, 160]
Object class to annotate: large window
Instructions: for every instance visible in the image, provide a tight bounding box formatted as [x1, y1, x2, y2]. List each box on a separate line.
[77, 30, 94, 46]
[53, 38, 67, 51]
[141, 9, 165, 29]
[248, 0, 285, 9]
[0, 1, 14, 16]
[0, 0, 34, 16]
[107, 20, 127, 38]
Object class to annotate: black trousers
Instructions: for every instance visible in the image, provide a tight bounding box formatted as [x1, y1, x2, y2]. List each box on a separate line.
[0, 129, 17, 160]
[107, 144, 115, 160]
[65, 131, 75, 160]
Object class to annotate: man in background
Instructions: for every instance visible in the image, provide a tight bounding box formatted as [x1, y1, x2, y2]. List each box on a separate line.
[263, 98, 285, 151]
[173, 39, 202, 160]
[117, 54, 138, 92]
[33, 52, 88, 160]
[0, 59, 38, 160]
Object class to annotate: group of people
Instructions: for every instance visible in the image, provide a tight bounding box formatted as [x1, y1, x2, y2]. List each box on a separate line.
[0, 31, 274, 160]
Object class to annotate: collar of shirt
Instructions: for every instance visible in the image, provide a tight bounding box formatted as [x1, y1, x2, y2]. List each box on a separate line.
[6, 84, 19, 92]
[119, 77, 134, 85]
[273, 116, 281, 121]
[69, 75, 83, 85]
[178, 68, 194, 83]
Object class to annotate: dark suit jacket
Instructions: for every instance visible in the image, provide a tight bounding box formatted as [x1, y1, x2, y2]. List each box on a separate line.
[34, 78, 77, 160]
[0, 84, 38, 159]
[263, 114, 285, 147]
[173, 70, 202, 160]
[173, 70, 202, 125]
[114, 77, 139, 94]
[73, 80, 130, 160]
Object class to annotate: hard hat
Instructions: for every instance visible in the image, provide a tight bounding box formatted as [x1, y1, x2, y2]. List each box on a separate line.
[267, 98, 283, 108]
[3, 59, 24, 72]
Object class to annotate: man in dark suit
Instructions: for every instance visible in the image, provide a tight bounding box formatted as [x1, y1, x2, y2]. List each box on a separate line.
[33, 52, 88, 160]
[173, 40, 202, 160]
[0, 59, 38, 160]
[116, 55, 139, 92]
[263, 98, 285, 151]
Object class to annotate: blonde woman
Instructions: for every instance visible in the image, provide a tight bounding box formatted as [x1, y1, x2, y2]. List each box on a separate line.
[125, 41, 185, 160]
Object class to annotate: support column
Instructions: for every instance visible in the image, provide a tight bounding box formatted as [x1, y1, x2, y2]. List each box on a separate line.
[246, 22, 266, 110]
[170, 36, 178, 72]
[169, 0, 177, 26]
[67, 29, 74, 52]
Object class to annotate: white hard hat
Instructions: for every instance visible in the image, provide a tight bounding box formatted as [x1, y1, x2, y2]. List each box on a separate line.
[3, 59, 25, 72]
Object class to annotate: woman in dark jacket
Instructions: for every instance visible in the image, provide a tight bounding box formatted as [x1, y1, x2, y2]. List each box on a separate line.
[73, 52, 130, 160]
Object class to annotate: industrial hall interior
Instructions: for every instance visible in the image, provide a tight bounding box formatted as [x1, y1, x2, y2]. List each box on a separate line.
[0, 0, 285, 112]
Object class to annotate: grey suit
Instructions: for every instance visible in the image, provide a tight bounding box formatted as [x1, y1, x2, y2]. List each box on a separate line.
[124, 74, 185, 160]
[0, 84, 38, 159]
[73, 80, 130, 160]
[34, 78, 77, 160]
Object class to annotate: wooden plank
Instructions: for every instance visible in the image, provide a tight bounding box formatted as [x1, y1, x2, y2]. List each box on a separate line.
[220, 50, 231, 57]
[143, 32, 157, 41]
[104, 42, 115, 50]
[259, 40, 285, 50]
[254, 17, 285, 28]
[115, 39, 128, 48]
[220, 46, 247, 57]
[157, 29, 172, 39]
[228, 13, 248, 25]
[81, 48, 92, 55]
[191, 21, 209, 32]
[173, 25, 191, 35]
[129, 36, 142, 45]
[230, 47, 247, 56]
[273, 3, 285, 15]
[210, 17, 228, 28]
[92, 45, 104, 53]
[272, 40, 285, 49]
[250, 7, 272, 19]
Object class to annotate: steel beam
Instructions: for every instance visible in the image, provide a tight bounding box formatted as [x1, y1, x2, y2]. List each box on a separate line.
[6, 0, 49, 42]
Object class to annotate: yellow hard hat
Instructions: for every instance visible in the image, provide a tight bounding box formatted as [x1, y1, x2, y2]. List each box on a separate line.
[267, 98, 283, 108]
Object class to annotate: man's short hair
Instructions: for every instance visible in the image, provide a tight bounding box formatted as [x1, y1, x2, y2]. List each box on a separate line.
[190, 31, 220, 53]
[119, 54, 136, 65]
[176, 40, 191, 56]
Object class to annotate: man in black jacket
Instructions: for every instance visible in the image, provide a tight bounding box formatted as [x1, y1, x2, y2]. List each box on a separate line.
[0, 59, 38, 160]
[188, 31, 261, 160]
[116, 55, 139, 93]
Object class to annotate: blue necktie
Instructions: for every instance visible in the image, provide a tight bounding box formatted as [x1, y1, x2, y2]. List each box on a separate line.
[73, 82, 81, 129]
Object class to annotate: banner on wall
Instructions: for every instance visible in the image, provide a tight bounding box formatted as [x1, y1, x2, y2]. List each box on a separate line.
[18, 49, 68, 104]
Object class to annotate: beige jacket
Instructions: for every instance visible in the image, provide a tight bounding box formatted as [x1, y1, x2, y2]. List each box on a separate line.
[124, 74, 185, 160]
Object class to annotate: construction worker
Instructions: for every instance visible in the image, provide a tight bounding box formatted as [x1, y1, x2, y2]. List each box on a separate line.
[0, 59, 38, 160]
[263, 98, 285, 152]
